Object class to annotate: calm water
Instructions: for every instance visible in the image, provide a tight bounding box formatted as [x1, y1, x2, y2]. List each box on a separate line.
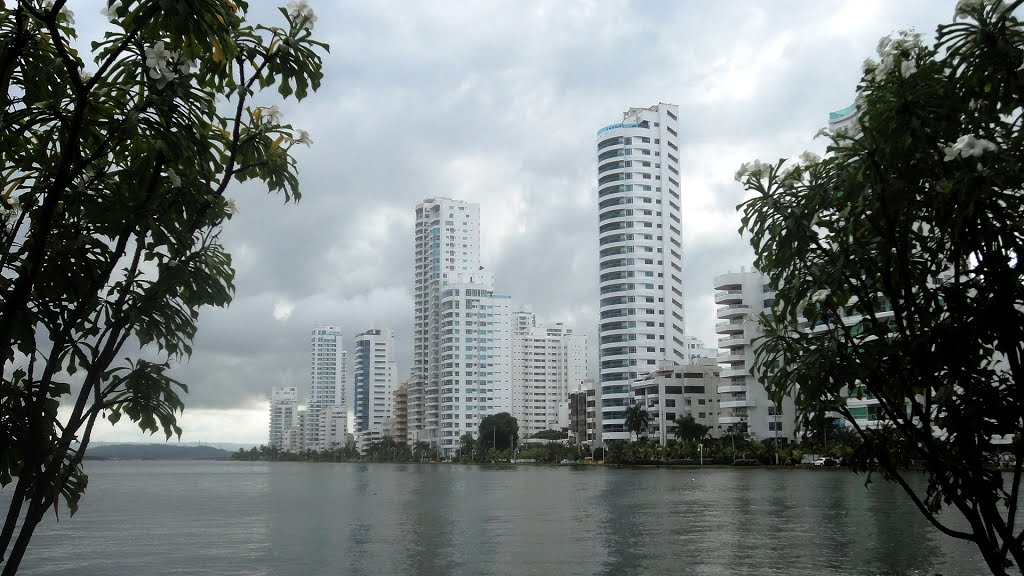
[0, 461, 991, 576]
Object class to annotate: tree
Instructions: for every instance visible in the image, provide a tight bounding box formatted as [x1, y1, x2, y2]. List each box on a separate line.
[735, 4, 1023, 573]
[458, 432, 476, 461]
[674, 414, 710, 442]
[478, 412, 518, 452]
[0, 2, 327, 573]
[623, 402, 650, 442]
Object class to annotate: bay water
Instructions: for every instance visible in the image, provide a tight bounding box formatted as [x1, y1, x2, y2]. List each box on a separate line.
[0, 461, 989, 575]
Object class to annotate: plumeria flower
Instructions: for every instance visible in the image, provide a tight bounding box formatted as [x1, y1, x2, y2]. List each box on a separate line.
[293, 129, 313, 146]
[799, 151, 820, 165]
[811, 289, 830, 304]
[287, 0, 317, 30]
[734, 162, 752, 182]
[264, 105, 283, 124]
[954, 0, 984, 19]
[101, 1, 122, 22]
[943, 134, 998, 161]
[166, 168, 181, 189]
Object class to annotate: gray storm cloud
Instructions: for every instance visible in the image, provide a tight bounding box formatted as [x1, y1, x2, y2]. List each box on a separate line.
[68, 0, 951, 439]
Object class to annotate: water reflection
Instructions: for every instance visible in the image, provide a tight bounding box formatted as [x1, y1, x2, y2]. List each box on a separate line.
[4, 462, 989, 576]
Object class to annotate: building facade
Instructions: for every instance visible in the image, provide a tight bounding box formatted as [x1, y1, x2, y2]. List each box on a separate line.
[354, 327, 398, 434]
[392, 380, 410, 445]
[631, 359, 722, 445]
[437, 273, 514, 456]
[597, 103, 687, 443]
[568, 379, 599, 446]
[306, 325, 349, 451]
[411, 198, 483, 449]
[713, 268, 796, 442]
[511, 310, 589, 438]
[268, 386, 300, 450]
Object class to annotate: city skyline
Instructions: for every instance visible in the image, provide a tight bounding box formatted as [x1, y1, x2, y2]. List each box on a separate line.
[76, 0, 955, 444]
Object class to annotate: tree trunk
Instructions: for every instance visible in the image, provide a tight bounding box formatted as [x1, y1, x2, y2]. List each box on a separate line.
[0, 476, 29, 561]
[0, 495, 44, 576]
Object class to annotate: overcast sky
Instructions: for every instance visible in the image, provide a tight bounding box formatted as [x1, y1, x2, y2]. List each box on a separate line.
[76, 0, 953, 444]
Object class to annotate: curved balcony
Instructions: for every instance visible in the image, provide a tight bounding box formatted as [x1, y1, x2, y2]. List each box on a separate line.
[720, 399, 756, 409]
[717, 304, 751, 320]
[716, 321, 745, 334]
[721, 367, 748, 379]
[713, 272, 748, 291]
[714, 290, 744, 305]
[718, 335, 749, 348]
[718, 351, 747, 364]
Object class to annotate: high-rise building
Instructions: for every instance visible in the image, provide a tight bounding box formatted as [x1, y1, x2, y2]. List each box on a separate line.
[436, 272, 514, 456]
[713, 268, 796, 442]
[306, 325, 349, 451]
[392, 380, 410, 445]
[596, 103, 686, 443]
[411, 198, 483, 452]
[511, 308, 589, 438]
[268, 386, 299, 450]
[354, 327, 397, 434]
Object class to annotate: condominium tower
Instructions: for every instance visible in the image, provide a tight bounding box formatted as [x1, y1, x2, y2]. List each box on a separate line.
[713, 268, 796, 441]
[354, 327, 398, 434]
[411, 198, 484, 453]
[306, 325, 349, 451]
[596, 103, 686, 443]
[268, 386, 299, 450]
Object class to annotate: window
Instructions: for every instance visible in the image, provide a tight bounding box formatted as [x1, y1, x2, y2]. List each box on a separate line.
[665, 399, 676, 408]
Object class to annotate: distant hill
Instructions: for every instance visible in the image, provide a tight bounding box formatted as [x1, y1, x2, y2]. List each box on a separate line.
[85, 443, 232, 461]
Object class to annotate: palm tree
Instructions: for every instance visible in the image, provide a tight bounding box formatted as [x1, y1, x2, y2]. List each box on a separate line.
[623, 402, 651, 442]
[674, 414, 711, 442]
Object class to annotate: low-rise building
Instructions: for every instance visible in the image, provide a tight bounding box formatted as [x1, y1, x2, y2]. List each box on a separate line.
[631, 359, 722, 445]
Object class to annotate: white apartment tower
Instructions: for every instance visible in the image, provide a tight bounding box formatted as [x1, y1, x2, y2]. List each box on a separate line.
[596, 103, 686, 443]
[306, 326, 349, 451]
[713, 268, 796, 442]
[437, 272, 514, 455]
[268, 386, 299, 450]
[411, 198, 483, 451]
[354, 327, 398, 434]
[511, 308, 589, 437]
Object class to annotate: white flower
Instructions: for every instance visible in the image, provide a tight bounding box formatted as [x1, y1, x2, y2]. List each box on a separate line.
[876, 35, 892, 57]
[145, 42, 177, 87]
[9, 194, 20, 212]
[813, 127, 831, 140]
[294, 129, 313, 146]
[264, 105, 282, 124]
[900, 59, 917, 77]
[811, 289, 830, 303]
[734, 162, 752, 182]
[799, 151, 820, 165]
[101, 1, 122, 22]
[287, 0, 318, 30]
[166, 168, 181, 188]
[954, 0, 984, 20]
[176, 57, 196, 75]
[862, 58, 878, 75]
[944, 134, 998, 161]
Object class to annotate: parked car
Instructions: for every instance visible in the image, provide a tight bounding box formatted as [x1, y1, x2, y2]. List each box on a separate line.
[813, 457, 838, 467]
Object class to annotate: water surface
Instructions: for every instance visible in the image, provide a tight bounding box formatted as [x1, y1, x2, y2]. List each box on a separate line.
[1, 461, 989, 575]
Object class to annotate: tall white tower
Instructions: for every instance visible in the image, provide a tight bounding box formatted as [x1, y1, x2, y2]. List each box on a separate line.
[596, 103, 685, 443]
[306, 325, 349, 451]
[411, 198, 483, 449]
[268, 386, 299, 450]
[354, 327, 398, 433]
